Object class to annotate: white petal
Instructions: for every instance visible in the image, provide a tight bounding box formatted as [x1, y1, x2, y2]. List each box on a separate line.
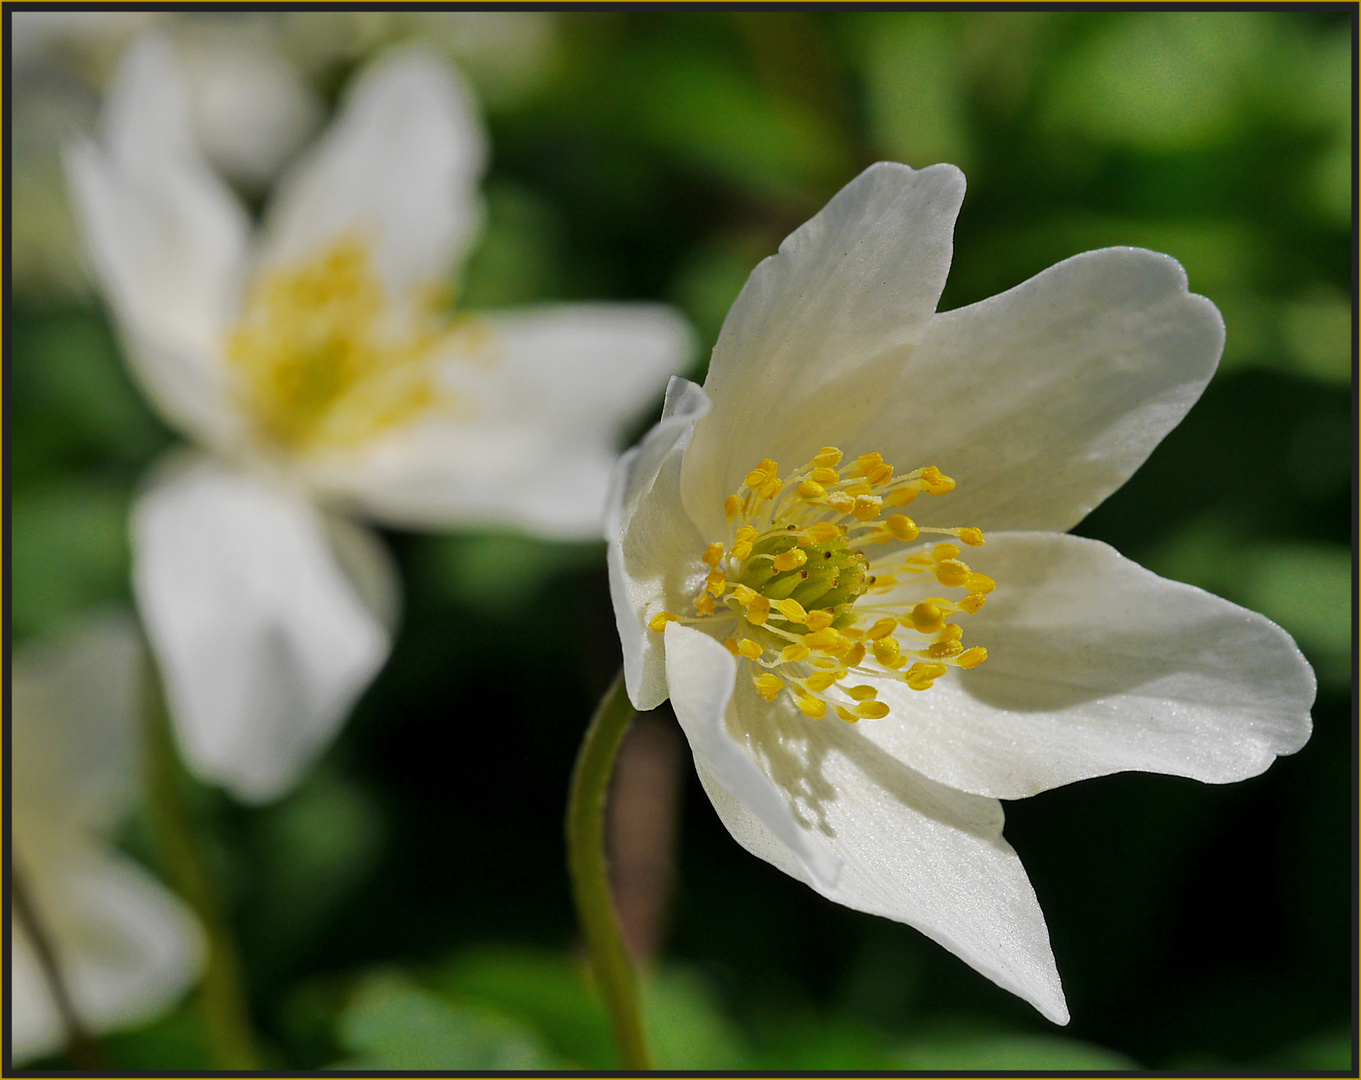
[607, 379, 711, 709]
[11, 614, 144, 832]
[131, 455, 393, 803]
[12, 828, 205, 1065]
[681, 162, 965, 536]
[64, 35, 250, 450]
[852, 247, 1224, 532]
[257, 49, 486, 297]
[687, 656, 1067, 1024]
[301, 304, 694, 539]
[869, 532, 1316, 800]
[664, 624, 841, 888]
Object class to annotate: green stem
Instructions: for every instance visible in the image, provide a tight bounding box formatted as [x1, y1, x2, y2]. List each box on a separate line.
[567, 670, 651, 1070]
[143, 656, 262, 1070]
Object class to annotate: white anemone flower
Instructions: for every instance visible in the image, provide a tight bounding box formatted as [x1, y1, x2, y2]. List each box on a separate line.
[11, 614, 205, 1065]
[67, 38, 691, 803]
[606, 162, 1315, 1023]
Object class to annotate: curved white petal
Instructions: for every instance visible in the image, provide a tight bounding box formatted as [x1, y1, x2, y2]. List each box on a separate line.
[257, 48, 486, 297]
[868, 532, 1316, 800]
[64, 35, 249, 451]
[12, 829, 205, 1065]
[607, 379, 711, 709]
[664, 623, 841, 888]
[685, 651, 1067, 1024]
[131, 455, 393, 804]
[12, 614, 144, 833]
[682, 162, 965, 537]
[851, 247, 1224, 533]
[302, 304, 694, 539]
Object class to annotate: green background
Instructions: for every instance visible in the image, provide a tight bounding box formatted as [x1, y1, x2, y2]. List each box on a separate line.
[11, 9, 1354, 1070]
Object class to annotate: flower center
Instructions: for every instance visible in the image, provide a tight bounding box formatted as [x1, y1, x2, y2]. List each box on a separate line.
[226, 237, 476, 454]
[650, 447, 992, 723]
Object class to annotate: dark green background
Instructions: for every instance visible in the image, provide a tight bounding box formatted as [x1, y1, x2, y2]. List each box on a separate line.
[11, 9, 1354, 1070]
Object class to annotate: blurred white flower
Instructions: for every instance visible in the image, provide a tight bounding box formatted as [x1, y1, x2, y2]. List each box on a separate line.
[68, 37, 691, 803]
[11, 614, 205, 1065]
[607, 162, 1315, 1023]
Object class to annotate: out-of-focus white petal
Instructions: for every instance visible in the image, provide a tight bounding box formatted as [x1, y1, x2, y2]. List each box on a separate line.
[664, 624, 841, 888]
[131, 454, 392, 804]
[301, 304, 694, 539]
[607, 379, 711, 709]
[682, 162, 965, 537]
[852, 247, 1224, 533]
[869, 532, 1316, 800]
[12, 827, 205, 1065]
[690, 669, 1068, 1024]
[64, 35, 249, 451]
[257, 49, 486, 298]
[179, 35, 323, 189]
[11, 614, 144, 832]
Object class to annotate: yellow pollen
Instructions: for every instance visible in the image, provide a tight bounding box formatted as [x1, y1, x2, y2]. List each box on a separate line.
[798, 480, 827, 499]
[702, 542, 726, 568]
[852, 495, 883, 521]
[781, 643, 813, 663]
[723, 637, 740, 655]
[867, 617, 898, 640]
[811, 467, 841, 485]
[846, 684, 879, 701]
[649, 612, 679, 632]
[747, 596, 771, 625]
[957, 646, 988, 669]
[920, 466, 956, 494]
[812, 446, 843, 468]
[884, 486, 918, 507]
[966, 572, 996, 594]
[935, 560, 971, 588]
[886, 514, 919, 541]
[772, 549, 808, 572]
[755, 673, 784, 700]
[836, 705, 860, 723]
[958, 527, 985, 547]
[725, 495, 741, 519]
[855, 700, 891, 720]
[774, 598, 808, 623]
[738, 639, 764, 659]
[696, 593, 716, 616]
[804, 610, 835, 632]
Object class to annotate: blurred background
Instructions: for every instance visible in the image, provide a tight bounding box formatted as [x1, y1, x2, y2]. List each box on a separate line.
[10, 8, 1353, 1070]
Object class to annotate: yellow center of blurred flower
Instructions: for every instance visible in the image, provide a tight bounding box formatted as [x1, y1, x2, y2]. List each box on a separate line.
[227, 237, 479, 453]
[650, 447, 992, 722]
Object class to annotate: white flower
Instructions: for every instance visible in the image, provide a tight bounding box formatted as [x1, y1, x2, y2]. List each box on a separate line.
[11, 615, 206, 1065]
[67, 38, 691, 803]
[606, 162, 1315, 1023]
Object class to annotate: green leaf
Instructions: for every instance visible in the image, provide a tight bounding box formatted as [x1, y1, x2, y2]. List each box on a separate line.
[893, 1032, 1139, 1070]
[642, 967, 751, 1069]
[1239, 541, 1351, 685]
[417, 531, 604, 613]
[335, 971, 558, 1069]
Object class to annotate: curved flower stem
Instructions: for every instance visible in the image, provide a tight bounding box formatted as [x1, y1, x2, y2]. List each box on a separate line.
[567, 670, 652, 1071]
[11, 865, 110, 1069]
[143, 656, 261, 1070]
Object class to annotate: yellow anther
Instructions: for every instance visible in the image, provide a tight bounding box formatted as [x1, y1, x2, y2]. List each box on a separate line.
[855, 700, 891, 720]
[746, 458, 778, 488]
[840, 625, 865, 640]
[797, 480, 827, 499]
[937, 623, 964, 644]
[932, 543, 961, 562]
[758, 476, 783, 500]
[853, 452, 884, 475]
[883, 486, 919, 507]
[805, 670, 844, 692]
[928, 639, 964, 659]
[706, 571, 727, 596]
[802, 522, 841, 544]
[805, 627, 843, 651]
[747, 595, 771, 625]
[905, 661, 948, 691]
[731, 541, 754, 561]
[965, 572, 996, 594]
[772, 548, 808, 572]
[810, 467, 840, 486]
[796, 696, 828, 719]
[774, 598, 808, 623]
[956, 646, 988, 669]
[649, 612, 679, 632]
[958, 527, 985, 547]
[755, 673, 783, 700]
[738, 639, 764, 660]
[868, 574, 898, 590]
[702, 542, 725, 568]
[872, 636, 903, 666]
[935, 560, 970, 588]
[826, 492, 855, 514]
[845, 483, 873, 497]
[885, 514, 919, 542]
[723, 637, 740, 656]
[866, 463, 894, 486]
[910, 602, 945, 633]
[781, 643, 813, 663]
[836, 705, 860, 723]
[731, 584, 757, 605]
[804, 610, 835, 632]
[867, 617, 898, 640]
[736, 525, 758, 543]
[920, 466, 956, 494]
[696, 593, 716, 616]
[846, 684, 879, 701]
[852, 495, 883, 521]
[812, 447, 843, 468]
[725, 494, 741, 519]
[958, 594, 986, 614]
[843, 642, 867, 667]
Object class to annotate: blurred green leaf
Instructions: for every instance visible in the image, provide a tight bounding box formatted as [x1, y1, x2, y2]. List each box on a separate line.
[893, 1031, 1140, 1070]
[103, 999, 211, 1071]
[750, 1012, 900, 1069]
[642, 967, 751, 1069]
[336, 971, 557, 1069]
[11, 480, 132, 641]
[670, 233, 769, 351]
[1277, 288, 1352, 385]
[1239, 541, 1351, 685]
[416, 531, 604, 614]
[1259, 1025, 1355, 1069]
[457, 182, 569, 308]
